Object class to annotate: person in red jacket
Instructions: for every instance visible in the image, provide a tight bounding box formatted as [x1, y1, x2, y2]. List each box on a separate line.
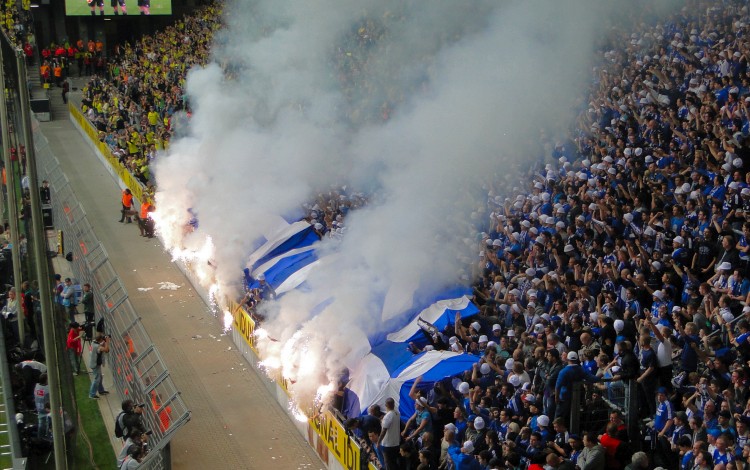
[598, 422, 627, 470]
[23, 43, 33, 65]
[66, 322, 85, 375]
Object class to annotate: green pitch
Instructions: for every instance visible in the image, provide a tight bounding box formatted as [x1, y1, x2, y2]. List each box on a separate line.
[65, 0, 172, 16]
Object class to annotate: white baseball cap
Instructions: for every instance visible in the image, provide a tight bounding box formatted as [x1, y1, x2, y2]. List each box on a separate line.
[462, 441, 474, 453]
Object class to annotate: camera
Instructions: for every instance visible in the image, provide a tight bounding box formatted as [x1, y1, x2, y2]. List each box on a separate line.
[82, 321, 96, 341]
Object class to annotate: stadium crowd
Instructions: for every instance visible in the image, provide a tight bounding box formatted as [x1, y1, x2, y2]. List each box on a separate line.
[80, 2, 222, 191]
[344, 1, 750, 469]
[0, 0, 33, 49]
[77, 0, 750, 469]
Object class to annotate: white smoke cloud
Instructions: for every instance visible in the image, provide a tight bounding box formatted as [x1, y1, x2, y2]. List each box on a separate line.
[155, 0, 639, 403]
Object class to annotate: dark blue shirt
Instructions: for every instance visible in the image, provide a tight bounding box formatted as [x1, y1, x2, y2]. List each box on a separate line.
[555, 364, 598, 400]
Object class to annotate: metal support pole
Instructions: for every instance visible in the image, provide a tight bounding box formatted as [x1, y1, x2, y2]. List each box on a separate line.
[0, 48, 24, 344]
[626, 379, 641, 451]
[569, 383, 581, 434]
[16, 53, 67, 470]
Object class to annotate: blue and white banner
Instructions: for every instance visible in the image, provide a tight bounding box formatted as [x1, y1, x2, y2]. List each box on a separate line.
[346, 349, 480, 419]
[242, 220, 480, 420]
[246, 221, 319, 273]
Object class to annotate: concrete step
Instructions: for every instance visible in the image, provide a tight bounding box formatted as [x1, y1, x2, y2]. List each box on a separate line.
[47, 91, 70, 120]
[26, 58, 41, 88]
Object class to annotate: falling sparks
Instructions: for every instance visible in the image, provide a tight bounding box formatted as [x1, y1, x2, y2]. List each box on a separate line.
[289, 401, 309, 423]
[209, 283, 222, 318]
[152, 208, 330, 422]
[259, 356, 281, 371]
[298, 349, 318, 380]
[222, 309, 233, 332]
[208, 283, 220, 303]
[315, 384, 334, 406]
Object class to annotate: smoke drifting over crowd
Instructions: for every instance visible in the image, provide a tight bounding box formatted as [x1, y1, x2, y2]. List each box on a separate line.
[155, 0, 623, 401]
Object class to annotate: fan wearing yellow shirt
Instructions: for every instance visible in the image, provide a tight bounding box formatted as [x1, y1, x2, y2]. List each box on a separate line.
[147, 107, 159, 131]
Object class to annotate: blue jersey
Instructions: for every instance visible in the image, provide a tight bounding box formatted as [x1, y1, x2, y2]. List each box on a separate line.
[713, 449, 734, 466]
[678, 334, 700, 372]
[680, 451, 694, 470]
[582, 360, 597, 375]
[740, 235, 750, 262]
[448, 446, 482, 470]
[654, 399, 674, 432]
[555, 364, 597, 401]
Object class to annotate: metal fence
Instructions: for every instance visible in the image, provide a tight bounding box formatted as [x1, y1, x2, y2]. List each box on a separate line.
[0, 26, 80, 468]
[571, 379, 638, 447]
[31, 118, 190, 469]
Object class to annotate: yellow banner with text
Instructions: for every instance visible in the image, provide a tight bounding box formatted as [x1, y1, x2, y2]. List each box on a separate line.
[229, 300, 257, 354]
[69, 102, 144, 203]
[309, 410, 361, 470]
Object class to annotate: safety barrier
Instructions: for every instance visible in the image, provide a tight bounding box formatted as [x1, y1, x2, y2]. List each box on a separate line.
[571, 378, 638, 449]
[68, 102, 147, 205]
[32, 116, 190, 469]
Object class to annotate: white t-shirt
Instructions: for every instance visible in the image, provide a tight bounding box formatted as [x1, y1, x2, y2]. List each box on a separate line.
[117, 438, 135, 467]
[381, 409, 401, 448]
[655, 338, 673, 368]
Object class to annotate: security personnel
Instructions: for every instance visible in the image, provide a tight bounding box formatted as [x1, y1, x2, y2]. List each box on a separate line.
[120, 189, 134, 223]
[137, 198, 154, 237]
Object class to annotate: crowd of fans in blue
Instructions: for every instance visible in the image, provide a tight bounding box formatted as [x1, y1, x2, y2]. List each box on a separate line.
[78, 0, 750, 468]
[343, 1, 750, 469]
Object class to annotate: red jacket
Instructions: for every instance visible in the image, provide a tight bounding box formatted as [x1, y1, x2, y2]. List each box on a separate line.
[66, 328, 82, 355]
[599, 433, 624, 470]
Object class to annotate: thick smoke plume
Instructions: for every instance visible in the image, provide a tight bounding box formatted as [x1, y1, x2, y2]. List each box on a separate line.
[155, 0, 627, 402]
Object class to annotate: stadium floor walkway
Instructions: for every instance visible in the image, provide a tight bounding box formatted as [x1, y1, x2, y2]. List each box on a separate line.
[38, 81, 324, 469]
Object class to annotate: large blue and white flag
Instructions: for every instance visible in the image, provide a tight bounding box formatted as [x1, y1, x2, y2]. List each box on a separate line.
[346, 349, 480, 419]
[246, 221, 321, 296]
[345, 295, 480, 418]
[246, 221, 319, 273]
[242, 221, 481, 419]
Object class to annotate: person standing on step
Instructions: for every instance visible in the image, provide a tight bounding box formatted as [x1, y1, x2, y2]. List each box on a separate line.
[66, 322, 84, 375]
[119, 188, 134, 223]
[61, 277, 78, 323]
[82, 283, 94, 323]
[62, 80, 69, 104]
[89, 333, 110, 399]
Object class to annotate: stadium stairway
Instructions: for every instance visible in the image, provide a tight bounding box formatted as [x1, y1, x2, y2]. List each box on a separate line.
[48, 84, 67, 119]
[25, 55, 46, 102]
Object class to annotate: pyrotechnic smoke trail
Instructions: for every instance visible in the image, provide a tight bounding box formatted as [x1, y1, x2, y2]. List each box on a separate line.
[154, 0, 655, 408]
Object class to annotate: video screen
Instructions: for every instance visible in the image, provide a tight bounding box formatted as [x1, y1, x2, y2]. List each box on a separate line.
[65, 0, 172, 16]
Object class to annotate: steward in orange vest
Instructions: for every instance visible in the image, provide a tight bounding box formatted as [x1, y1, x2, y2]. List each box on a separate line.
[119, 189, 134, 223]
